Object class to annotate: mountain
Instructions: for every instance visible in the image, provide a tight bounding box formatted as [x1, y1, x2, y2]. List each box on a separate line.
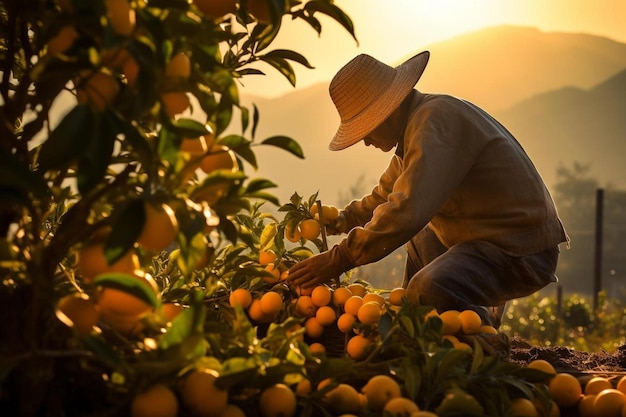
[497, 68, 626, 188]
[412, 25, 626, 113]
[241, 25, 626, 205]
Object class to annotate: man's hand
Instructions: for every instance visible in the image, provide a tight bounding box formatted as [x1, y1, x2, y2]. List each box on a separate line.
[325, 212, 348, 235]
[288, 245, 351, 289]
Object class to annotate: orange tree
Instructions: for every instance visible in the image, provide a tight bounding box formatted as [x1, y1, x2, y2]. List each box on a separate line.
[0, 0, 355, 415]
[0, 2, 573, 417]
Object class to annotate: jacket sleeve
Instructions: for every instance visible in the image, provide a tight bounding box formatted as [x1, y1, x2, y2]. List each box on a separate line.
[337, 98, 486, 267]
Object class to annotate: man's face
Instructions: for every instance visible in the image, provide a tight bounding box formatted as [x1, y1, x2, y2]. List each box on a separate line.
[363, 122, 397, 152]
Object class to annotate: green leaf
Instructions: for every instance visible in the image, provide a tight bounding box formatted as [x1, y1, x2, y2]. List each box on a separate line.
[261, 136, 304, 159]
[304, 1, 357, 42]
[171, 118, 211, 138]
[258, 55, 296, 86]
[106, 198, 145, 262]
[261, 49, 314, 69]
[244, 178, 277, 194]
[77, 110, 120, 194]
[0, 147, 49, 203]
[37, 104, 94, 171]
[94, 272, 159, 308]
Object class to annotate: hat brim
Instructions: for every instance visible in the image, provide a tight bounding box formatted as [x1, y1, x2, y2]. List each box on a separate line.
[329, 51, 430, 151]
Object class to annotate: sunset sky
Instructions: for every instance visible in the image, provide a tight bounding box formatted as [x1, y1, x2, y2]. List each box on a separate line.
[238, 0, 626, 98]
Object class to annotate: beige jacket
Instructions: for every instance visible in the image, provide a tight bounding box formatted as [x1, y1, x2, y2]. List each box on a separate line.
[338, 92, 568, 267]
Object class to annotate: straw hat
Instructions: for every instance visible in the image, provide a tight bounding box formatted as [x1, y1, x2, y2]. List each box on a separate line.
[328, 51, 430, 151]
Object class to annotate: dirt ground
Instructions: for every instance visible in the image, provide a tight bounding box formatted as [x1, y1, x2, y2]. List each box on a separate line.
[508, 337, 626, 374]
[508, 337, 626, 417]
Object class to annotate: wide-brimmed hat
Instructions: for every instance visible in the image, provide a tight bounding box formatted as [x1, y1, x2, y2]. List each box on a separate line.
[328, 51, 430, 151]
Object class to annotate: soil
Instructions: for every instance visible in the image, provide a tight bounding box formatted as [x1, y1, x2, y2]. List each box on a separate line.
[508, 337, 626, 417]
[509, 336, 626, 375]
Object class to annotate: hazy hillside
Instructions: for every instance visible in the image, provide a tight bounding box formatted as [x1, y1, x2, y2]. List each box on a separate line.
[415, 25, 626, 113]
[497, 68, 626, 189]
[242, 25, 626, 205]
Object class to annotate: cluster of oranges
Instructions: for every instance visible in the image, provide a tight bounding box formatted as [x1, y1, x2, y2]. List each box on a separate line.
[58, 206, 180, 335]
[546, 368, 626, 417]
[289, 282, 396, 361]
[284, 203, 339, 243]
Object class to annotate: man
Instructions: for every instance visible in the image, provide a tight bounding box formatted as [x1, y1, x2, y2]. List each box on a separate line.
[287, 51, 568, 329]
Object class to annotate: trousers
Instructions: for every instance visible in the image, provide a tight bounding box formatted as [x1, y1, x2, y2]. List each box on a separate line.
[403, 225, 559, 323]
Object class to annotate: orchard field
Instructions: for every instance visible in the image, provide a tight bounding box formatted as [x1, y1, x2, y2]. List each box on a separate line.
[1, 1, 625, 417]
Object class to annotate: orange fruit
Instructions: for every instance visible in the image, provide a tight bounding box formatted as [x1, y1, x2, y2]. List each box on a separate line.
[219, 404, 246, 417]
[56, 293, 100, 334]
[362, 292, 385, 306]
[549, 372, 582, 408]
[331, 287, 352, 307]
[180, 135, 208, 156]
[294, 285, 313, 297]
[137, 202, 179, 252]
[361, 374, 401, 411]
[343, 295, 364, 317]
[192, 0, 237, 18]
[315, 305, 337, 326]
[309, 342, 326, 356]
[593, 388, 626, 417]
[509, 397, 539, 417]
[294, 295, 316, 318]
[346, 283, 367, 297]
[479, 324, 499, 335]
[260, 291, 283, 317]
[616, 375, 626, 394]
[346, 334, 373, 361]
[295, 378, 312, 396]
[96, 286, 153, 317]
[299, 219, 321, 240]
[246, 0, 273, 22]
[263, 264, 281, 284]
[383, 397, 420, 416]
[336, 312, 356, 333]
[105, 0, 136, 36]
[47, 25, 79, 56]
[180, 369, 228, 417]
[285, 323, 304, 342]
[161, 302, 184, 321]
[584, 376, 613, 395]
[161, 92, 190, 117]
[165, 52, 191, 79]
[578, 394, 596, 417]
[259, 249, 278, 266]
[130, 384, 178, 417]
[284, 223, 302, 243]
[311, 285, 332, 307]
[77, 242, 139, 283]
[310, 204, 339, 222]
[387, 287, 405, 306]
[527, 359, 557, 376]
[453, 341, 473, 352]
[323, 383, 361, 414]
[304, 316, 324, 339]
[458, 309, 482, 335]
[199, 145, 237, 173]
[76, 70, 120, 112]
[259, 383, 297, 417]
[229, 288, 253, 309]
[191, 182, 231, 206]
[101, 47, 139, 86]
[247, 298, 270, 323]
[439, 310, 462, 335]
[357, 301, 383, 325]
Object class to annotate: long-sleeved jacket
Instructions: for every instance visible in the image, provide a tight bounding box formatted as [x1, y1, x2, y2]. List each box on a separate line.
[337, 91, 568, 267]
